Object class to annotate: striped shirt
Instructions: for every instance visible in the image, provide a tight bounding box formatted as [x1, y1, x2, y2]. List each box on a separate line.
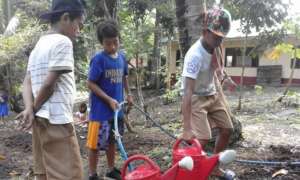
[27, 34, 76, 124]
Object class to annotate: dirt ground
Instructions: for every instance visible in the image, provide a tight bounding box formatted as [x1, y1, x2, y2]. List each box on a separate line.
[0, 87, 299, 180]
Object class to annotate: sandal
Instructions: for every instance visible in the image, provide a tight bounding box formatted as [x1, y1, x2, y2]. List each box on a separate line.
[218, 169, 236, 180]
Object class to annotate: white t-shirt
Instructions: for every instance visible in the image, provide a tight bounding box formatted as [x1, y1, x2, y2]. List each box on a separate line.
[181, 39, 216, 96]
[27, 34, 76, 124]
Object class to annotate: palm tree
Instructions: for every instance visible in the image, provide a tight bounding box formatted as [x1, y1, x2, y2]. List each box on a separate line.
[175, 0, 207, 55]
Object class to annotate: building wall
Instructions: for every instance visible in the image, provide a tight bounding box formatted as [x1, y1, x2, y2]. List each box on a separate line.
[260, 50, 300, 80]
[225, 67, 257, 85]
[166, 36, 300, 85]
[225, 48, 300, 85]
[223, 36, 300, 85]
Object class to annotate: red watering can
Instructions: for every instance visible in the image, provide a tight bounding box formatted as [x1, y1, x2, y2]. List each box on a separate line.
[172, 138, 236, 180]
[121, 154, 194, 180]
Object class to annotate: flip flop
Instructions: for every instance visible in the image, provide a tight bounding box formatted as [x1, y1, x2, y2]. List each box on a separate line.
[218, 170, 236, 180]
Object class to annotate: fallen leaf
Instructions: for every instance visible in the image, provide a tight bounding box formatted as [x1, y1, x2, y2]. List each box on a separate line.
[272, 169, 288, 178]
[0, 154, 5, 160]
[9, 170, 20, 176]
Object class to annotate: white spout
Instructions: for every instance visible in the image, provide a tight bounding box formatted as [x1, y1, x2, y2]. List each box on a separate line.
[219, 150, 236, 164]
[178, 156, 194, 171]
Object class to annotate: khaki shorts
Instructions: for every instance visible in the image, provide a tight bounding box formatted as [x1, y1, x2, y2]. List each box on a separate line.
[32, 117, 83, 180]
[191, 93, 233, 140]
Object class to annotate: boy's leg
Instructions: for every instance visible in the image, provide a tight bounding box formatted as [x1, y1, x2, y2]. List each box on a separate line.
[190, 95, 213, 146]
[214, 127, 232, 153]
[88, 149, 99, 175]
[107, 117, 124, 168]
[207, 95, 234, 178]
[208, 94, 233, 153]
[105, 118, 124, 180]
[37, 117, 83, 180]
[106, 143, 116, 170]
[32, 118, 46, 180]
[86, 121, 101, 177]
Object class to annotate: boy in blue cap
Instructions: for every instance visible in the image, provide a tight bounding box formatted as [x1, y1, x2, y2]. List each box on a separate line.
[17, 0, 85, 179]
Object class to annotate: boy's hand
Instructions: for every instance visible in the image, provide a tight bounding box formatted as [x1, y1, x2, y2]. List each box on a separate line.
[223, 78, 237, 92]
[109, 98, 119, 111]
[16, 108, 35, 131]
[181, 128, 195, 141]
[127, 94, 133, 106]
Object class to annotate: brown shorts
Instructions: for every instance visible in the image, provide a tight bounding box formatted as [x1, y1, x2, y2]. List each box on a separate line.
[191, 93, 233, 140]
[32, 117, 83, 180]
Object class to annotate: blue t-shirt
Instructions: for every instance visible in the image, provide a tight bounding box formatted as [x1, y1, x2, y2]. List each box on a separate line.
[88, 51, 128, 122]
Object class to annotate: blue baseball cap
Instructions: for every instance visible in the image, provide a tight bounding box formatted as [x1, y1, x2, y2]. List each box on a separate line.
[40, 0, 85, 20]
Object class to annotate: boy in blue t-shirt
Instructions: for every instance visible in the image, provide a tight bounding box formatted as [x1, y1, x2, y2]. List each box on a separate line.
[86, 20, 133, 180]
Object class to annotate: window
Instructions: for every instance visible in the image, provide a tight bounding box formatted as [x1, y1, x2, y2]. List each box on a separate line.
[176, 50, 181, 67]
[226, 56, 233, 67]
[291, 58, 300, 69]
[225, 47, 259, 67]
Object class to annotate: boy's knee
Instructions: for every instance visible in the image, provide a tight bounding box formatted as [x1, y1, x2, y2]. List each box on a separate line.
[35, 174, 47, 180]
[220, 128, 233, 136]
[89, 148, 98, 154]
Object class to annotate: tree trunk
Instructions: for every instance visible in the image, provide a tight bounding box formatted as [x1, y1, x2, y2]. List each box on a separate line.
[149, 10, 162, 89]
[2, 0, 12, 26]
[278, 48, 297, 102]
[175, 0, 207, 56]
[237, 33, 248, 110]
[166, 36, 172, 89]
[93, 0, 118, 20]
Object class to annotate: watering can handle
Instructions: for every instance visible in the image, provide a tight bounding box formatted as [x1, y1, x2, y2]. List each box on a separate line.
[121, 155, 160, 179]
[173, 138, 203, 153]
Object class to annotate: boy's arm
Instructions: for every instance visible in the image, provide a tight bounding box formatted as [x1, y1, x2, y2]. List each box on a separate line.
[23, 73, 34, 110]
[123, 75, 133, 105]
[16, 73, 35, 130]
[87, 80, 118, 111]
[181, 77, 196, 140]
[33, 71, 63, 113]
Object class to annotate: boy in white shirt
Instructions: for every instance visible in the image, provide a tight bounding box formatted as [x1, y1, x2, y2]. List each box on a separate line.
[17, 0, 85, 179]
[181, 7, 236, 179]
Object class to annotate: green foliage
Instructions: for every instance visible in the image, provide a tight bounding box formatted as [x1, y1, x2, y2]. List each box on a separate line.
[119, 0, 154, 59]
[254, 85, 263, 95]
[265, 17, 300, 61]
[73, 35, 89, 91]
[162, 88, 180, 104]
[14, 0, 49, 17]
[225, 0, 288, 33]
[156, 0, 176, 35]
[224, 0, 289, 58]
[128, 0, 150, 25]
[0, 13, 43, 64]
[286, 90, 300, 98]
[0, 0, 4, 33]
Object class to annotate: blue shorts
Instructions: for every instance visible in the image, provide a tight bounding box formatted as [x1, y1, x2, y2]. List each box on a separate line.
[0, 103, 9, 117]
[86, 118, 124, 151]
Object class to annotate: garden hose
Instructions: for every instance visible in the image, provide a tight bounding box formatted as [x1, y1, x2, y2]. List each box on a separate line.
[114, 102, 133, 171]
[130, 102, 300, 167]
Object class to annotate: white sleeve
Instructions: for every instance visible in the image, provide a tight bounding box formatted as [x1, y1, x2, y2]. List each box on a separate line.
[182, 54, 202, 79]
[27, 52, 34, 73]
[48, 38, 74, 72]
